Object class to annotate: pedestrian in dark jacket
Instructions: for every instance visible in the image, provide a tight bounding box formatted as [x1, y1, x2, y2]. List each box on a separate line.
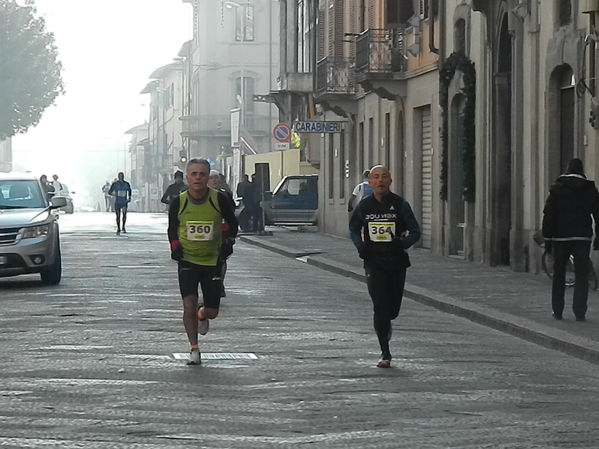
[161, 170, 187, 206]
[542, 158, 599, 321]
[349, 165, 420, 368]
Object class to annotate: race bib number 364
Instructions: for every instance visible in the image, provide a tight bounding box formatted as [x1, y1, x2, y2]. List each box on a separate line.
[368, 221, 395, 242]
[186, 221, 214, 241]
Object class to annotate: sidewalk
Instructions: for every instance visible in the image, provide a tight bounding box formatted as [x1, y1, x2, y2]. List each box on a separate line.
[240, 227, 599, 365]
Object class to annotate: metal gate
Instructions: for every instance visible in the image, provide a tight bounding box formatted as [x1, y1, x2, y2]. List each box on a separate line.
[420, 106, 432, 249]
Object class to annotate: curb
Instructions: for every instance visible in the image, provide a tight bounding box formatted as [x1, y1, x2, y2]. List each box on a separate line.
[240, 235, 599, 365]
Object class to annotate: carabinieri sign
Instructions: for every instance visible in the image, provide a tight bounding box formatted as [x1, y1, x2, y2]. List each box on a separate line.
[293, 121, 344, 133]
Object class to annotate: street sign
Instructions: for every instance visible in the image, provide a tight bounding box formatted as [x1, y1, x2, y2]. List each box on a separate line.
[293, 121, 344, 133]
[274, 142, 290, 151]
[273, 123, 291, 142]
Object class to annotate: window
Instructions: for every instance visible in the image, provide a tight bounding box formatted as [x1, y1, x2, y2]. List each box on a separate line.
[558, 0, 571, 26]
[328, 136, 334, 199]
[235, 4, 254, 41]
[419, 0, 429, 19]
[398, 0, 414, 24]
[339, 131, 345, 198]
[234, 76, 255, 115]
[454, 19, 466, 54]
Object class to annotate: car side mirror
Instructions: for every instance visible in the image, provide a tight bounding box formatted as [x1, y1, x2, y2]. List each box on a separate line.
[50, 196, 67, 209]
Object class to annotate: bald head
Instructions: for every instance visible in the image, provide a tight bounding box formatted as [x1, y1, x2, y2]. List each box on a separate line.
[368, 165, 392, 198]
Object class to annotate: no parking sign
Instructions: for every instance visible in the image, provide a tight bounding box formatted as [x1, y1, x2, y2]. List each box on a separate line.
[273, 123, 290, 150]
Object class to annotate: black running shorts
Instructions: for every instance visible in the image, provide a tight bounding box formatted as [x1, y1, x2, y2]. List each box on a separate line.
[177, 260, 222, 309]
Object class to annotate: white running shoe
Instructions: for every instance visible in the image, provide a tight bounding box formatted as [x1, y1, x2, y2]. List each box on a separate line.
[198, 318, 209, 336]
[187, 349, 201, 365]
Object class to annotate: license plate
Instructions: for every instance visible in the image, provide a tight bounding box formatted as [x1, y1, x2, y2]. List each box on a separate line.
[0, 255, 7, 265]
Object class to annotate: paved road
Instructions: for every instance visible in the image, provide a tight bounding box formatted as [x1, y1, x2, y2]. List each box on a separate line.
[1, 213, 599, 448]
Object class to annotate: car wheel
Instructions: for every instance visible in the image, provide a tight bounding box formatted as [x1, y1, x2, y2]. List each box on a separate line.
[40, 249, 62, 285]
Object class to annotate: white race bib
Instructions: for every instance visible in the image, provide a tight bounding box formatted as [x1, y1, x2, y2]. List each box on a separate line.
[186, 221, 214, 241]
[368, 221, 395, 242]
[117, 190, 127, 197]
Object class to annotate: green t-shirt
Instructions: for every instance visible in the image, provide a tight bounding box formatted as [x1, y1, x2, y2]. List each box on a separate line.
[178, 189, 222, 266]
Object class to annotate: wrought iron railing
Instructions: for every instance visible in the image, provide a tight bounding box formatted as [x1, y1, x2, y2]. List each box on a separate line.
[315, 57, 356, 95]
[355, 28, 406, 74]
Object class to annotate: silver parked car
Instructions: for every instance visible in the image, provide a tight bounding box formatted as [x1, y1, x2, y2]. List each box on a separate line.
[0, 173, 66, 285]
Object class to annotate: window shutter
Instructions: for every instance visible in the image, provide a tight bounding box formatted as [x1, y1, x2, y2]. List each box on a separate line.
[334, 0, 344, 58]
[317, 7, 325, 59]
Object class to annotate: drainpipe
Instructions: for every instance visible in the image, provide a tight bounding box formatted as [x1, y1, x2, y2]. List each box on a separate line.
[429, 0, 439, 54]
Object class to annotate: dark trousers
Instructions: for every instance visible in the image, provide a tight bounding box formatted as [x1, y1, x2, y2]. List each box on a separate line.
[365, 263, 407, 356]
[552, 240, 591, 318]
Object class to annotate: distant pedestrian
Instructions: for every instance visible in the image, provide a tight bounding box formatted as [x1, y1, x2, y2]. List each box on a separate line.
[167, 159, 238, 365]
[542, 158, 599, 322]
[236, 174, 251, 200]
[161, 170, 187, 206]
[51, 174, 63, 195]
[109, 172, 132, 234]
[349, 165, 420, 368]
[348, 169, 373, 213]
[102, 181, 112, 211]
[40, 174, 54, 200]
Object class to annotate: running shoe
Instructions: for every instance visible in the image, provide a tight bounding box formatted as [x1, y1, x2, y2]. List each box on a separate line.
[122, 228, 127, 234]
[198, 316, 210, 336]
[377, 352, 392, 368]
[187, 348, 201, 365]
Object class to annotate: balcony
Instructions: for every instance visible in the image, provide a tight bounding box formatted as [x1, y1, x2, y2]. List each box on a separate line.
[181, 114, 271, 140]
[314, 57, 356, 117]
[315, 57, 356, 96]
[354, 28, 408, 99]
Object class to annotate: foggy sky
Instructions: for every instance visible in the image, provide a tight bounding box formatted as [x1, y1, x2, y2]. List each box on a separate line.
[12, 0, 191, 209]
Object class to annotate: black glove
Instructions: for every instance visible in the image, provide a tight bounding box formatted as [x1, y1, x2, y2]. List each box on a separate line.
[170, 241, 183, 261]
[357, 243, 369, 259]
[391, 238, 407, 251]
[221, 237, 235, 259]
[593, 238, 599, 251]
[545, 240, 552, 253]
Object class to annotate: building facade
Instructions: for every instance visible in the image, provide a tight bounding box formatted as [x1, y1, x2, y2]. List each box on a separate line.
[314, 0, 441, 239]
[139, 62, 184, 212]
[180, 0, 280, 170]
[281, 0, 599, 275]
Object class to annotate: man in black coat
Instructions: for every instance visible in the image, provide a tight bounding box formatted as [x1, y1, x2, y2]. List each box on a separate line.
[542, 158, 599, 321]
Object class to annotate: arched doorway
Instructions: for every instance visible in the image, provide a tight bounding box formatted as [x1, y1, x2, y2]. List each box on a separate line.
[491, 13, 512, 266]
[547, 65, 575, 180]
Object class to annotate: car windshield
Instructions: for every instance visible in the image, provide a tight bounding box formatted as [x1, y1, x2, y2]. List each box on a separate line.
[0, 180, 46, 209]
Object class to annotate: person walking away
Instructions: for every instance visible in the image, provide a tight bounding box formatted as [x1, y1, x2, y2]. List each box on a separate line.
[236, 174, 251, 200]
[161, 170, 187, 207]
[349, 165, 420, 368]
[40, 175, 55, 200]
[168, 159, 238, 365]
[102, 182, 112, 211]
[542, 158, 599, 321]
[348, 170, 373, 213]
[51, 174, 63, 195]
[208, 170, 236, 297]
[109, 172, 132, 234]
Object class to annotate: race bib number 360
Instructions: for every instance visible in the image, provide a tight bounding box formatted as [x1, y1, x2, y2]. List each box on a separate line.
[368, 221, 395, 242]
[186, 221, 214, 241]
